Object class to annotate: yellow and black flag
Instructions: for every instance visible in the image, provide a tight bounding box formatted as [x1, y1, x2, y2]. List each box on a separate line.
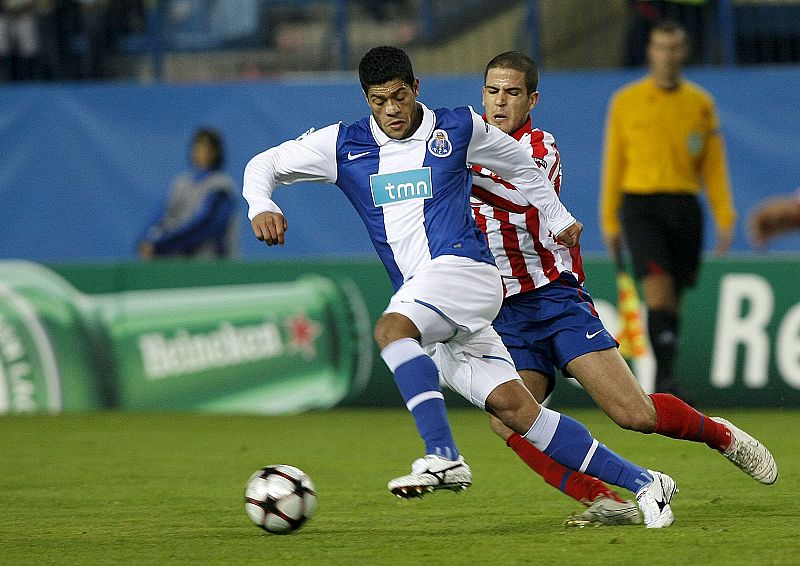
[613, 253, 647, 359]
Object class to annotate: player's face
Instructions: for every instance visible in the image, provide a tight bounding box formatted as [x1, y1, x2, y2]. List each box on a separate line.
[192, 137, 216, 170]
[365, 78, 422, 140]
[647, 29, 688, 84]
[482, 68, 538, 135]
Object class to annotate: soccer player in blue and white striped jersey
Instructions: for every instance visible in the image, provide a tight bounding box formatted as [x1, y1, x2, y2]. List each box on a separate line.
[244, 46, 680, 528]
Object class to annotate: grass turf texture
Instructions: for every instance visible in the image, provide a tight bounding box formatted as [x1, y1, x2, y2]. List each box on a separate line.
[0, 408, 796, 565]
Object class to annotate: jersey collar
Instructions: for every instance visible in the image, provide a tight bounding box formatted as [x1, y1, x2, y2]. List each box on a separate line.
[369, 102, 436, 146]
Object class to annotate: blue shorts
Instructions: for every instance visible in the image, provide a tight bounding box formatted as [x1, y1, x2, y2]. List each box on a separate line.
[492, 273, 618, 392]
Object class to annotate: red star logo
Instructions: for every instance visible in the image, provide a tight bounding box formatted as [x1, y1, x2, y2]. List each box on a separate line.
[285, 313, 321, 359]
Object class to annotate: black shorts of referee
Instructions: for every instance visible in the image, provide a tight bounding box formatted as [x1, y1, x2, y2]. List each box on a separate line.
[620, 192, 703, 295]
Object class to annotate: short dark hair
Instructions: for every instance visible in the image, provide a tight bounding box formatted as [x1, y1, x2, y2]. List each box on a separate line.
[358, 46, 415, 93]
[193, 127, 224, 169]
[484, 51, 539, 95]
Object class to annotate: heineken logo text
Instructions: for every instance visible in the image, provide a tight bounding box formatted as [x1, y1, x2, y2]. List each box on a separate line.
[0, 314, 36, 412]
[139, 321, 285, 380]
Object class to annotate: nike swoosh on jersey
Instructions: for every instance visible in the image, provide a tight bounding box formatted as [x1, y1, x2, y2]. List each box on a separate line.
[347, 150, 371, 160]
[586, 329, 604, 339]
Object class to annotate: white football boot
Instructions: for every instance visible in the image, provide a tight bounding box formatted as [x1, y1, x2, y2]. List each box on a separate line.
[564, 495, 642, 527]
[711, 417, 778, 484]
[388, 454, 472, 498]
[635, 470, 677, 529]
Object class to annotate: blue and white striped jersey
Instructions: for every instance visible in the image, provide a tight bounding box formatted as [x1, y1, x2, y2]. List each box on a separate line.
[244, 103, 575, 291]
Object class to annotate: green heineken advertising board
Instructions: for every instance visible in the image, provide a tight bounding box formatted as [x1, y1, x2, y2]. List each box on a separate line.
[0, 261, 371, 414]
[572, 258, 800, 408]
[0, 262, 107, 413]
[2, 257, 798, 413]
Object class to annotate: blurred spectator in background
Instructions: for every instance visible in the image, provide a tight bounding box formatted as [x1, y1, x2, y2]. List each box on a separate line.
[66, 0, 144, 80]
[138, 127, 238, 260]
[625, 0, 710, 66]
[600, 19, 736, 399]
[37, 0, 73, 80]
[749, 190, 800, 249]
[356, 0, 413, 22]
[0, 0, 46, 81]
[208, 0, 260, 47]
[0, 0, 135, 82]
[72, 0, 115, 79]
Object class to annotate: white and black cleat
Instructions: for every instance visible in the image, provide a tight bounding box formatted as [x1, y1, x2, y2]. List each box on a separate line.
[388, 455, 472, 498]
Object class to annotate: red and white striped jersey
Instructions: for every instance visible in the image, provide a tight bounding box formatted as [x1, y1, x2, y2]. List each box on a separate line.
[471, 116, 584, 297]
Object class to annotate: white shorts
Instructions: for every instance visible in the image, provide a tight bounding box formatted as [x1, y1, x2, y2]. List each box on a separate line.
[383, 256, 520, 409]
[384, 256, 504, 343]
[427, 326, 520, 410]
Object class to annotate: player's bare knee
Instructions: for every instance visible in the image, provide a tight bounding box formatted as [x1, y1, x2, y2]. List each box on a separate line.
[373, 313, 420, 349]
[485, 381, 538, 435]
[373, 320, 391, 348]
[492, 406, 531, 435]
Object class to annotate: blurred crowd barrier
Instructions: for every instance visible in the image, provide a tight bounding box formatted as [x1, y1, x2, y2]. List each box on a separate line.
[2, 68, 798, 261]
[1, 0, 798, 83]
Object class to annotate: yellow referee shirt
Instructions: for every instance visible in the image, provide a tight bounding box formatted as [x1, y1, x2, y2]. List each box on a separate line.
[600, 76, 736, 238]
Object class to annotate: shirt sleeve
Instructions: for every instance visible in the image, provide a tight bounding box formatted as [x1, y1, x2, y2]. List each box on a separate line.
[470, 130, 562, 213]
[243, 124, 340, 220]
[465, 108, 576, 236]
[600, 93, 624, 239]
[701, 99, 737, 233]
[471, 168, 533, 213]
[539, 131, 563, 195]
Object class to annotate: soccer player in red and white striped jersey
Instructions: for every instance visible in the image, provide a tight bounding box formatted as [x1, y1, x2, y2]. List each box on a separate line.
[470, 51, 777, 526]
[472, 122, 583, 295]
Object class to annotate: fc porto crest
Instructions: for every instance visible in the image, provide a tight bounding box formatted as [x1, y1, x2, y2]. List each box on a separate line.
[427, 129, 452, 158]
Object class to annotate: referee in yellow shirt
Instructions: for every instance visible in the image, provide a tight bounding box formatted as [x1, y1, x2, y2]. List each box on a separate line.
[600, 19, 736, 399]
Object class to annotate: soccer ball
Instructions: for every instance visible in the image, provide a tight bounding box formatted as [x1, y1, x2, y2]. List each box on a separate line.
[244, 465, 317, 534]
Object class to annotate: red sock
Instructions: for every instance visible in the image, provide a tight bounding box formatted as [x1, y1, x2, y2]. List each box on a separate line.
[507, 433, 623, 505]
[649, 393, 732, 451]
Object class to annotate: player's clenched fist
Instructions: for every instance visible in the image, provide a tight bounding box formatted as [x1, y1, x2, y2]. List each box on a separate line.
[555, 221, 583, 248]
[251, 211, 288, 245]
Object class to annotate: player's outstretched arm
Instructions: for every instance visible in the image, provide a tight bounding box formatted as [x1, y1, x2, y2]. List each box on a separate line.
[243, 124, 341, 246]
[251, 211, 288, 246]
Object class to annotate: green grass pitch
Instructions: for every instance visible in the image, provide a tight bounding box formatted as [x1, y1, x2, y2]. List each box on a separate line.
[1, 408, 796, 565]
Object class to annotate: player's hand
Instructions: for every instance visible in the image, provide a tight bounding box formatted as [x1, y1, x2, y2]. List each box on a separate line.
[715, 227, 734, 256]
[604, 232, 626, 266]
[748, 196, 800, 249]
[251, 211, 288, 246]
[556, 221, 583, 248]
[603, 232, 622, 255]
[138, 242, 155, 260]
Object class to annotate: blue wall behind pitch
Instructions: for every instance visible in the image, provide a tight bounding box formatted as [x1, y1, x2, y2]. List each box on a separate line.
[1, 67, 799, 261]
